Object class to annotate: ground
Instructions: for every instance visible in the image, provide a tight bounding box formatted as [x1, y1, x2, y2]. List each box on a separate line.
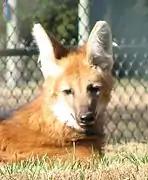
[0, 142, 147, 180]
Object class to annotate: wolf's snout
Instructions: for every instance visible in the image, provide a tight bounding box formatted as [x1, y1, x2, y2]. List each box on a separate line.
[79, 111, 95, 126]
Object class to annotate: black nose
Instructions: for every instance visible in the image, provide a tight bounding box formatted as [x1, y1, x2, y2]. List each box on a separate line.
[79, 112, 94, 125]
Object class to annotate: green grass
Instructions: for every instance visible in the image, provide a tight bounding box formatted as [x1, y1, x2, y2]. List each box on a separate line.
[0, 142, 148, 180]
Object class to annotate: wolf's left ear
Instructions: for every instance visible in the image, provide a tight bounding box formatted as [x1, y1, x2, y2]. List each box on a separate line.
[87, 21, 113, 72]
[49, 34, 69, 59]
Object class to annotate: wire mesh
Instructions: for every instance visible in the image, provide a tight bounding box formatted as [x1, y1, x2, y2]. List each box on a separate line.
[0, 0, 147, 143]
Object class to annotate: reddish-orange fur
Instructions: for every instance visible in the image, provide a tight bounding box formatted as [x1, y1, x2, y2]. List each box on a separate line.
[0, 32, 114, 163]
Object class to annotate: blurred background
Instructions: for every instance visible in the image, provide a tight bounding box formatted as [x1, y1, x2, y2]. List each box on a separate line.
[0, 0, 147, 143]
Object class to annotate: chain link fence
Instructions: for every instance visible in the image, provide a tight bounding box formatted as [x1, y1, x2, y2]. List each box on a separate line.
[0, 0, 148, 143]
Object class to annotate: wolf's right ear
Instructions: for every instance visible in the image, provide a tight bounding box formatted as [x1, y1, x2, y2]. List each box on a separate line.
[32, 23, 64, 78]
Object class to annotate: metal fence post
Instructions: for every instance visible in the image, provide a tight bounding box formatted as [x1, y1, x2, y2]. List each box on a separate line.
[78, 0, 89, 46]
[4, 0, 20, 88]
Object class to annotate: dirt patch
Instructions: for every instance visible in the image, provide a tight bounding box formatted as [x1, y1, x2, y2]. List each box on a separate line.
[105, 142, 148, 157]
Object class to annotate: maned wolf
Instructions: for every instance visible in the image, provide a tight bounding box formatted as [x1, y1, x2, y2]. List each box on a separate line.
[0, 21, 114, 162]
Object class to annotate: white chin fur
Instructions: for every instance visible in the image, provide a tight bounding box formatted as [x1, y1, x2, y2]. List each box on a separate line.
[52, 99, 80, 130]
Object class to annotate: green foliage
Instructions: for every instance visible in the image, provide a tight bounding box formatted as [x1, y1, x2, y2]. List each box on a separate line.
[18, 0, 78, 46]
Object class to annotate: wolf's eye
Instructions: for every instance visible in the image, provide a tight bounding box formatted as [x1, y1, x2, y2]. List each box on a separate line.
[63, 89, 73, 95]
[87, 84, 101, 94]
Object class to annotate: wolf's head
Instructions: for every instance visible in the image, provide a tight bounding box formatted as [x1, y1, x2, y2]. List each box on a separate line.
[32, 21, 114, 136]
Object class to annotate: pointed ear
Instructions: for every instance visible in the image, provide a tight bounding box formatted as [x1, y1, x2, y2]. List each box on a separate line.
[32, 23, 62, 78]
[87, 21, 113, 71]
